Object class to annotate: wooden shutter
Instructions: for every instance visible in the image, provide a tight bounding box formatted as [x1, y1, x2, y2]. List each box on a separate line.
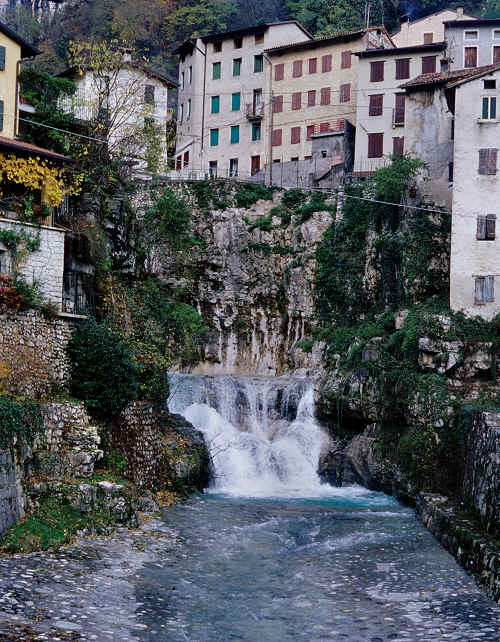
[320, 122, 330, 132]
[477, 215, 487, 239]
[464, 47, 477, 68]
[485, 276, 495, 302]
[394, 93, 405, 124]
[306, 125, 315, 140]
[421, 56, 436, 73]
[272, 129, 282, 146]
[293, 60, 303, 77]
[0, 47, 6, 71]
[274, 64, 284, 81]
[320, 87, 330, 105]
[486, 214, 496, 240]
[494, 47, 500, 64]
[475, 277, 485, 304]
[341, 51, 351, 69]
[369, 94, 383, 116]
[368, 133, 383, 158]
[321, 55, 332, 73]
[479, 148, 498, 175]
[273, 95, 283, 113]
[291, 126, 300, 144]
[308, 58, 317, 74]
[393, 136, 404, 156]
[340, 84, 350, 103]
[370, 61, 384, 82]
[307, 90, 316, 106]
[423, 32, 433, 44]
[292, 92, 301, 110]
[395, 58, 410, 80]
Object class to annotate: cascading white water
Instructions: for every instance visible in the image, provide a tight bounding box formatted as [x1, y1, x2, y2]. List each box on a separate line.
[168, 373, 336, 497]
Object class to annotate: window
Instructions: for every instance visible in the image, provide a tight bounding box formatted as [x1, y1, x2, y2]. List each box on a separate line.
[210, 128, 219, 146]
[370, 61, 384, 82]
[485, 79, 497, 89]
[482, 96, 497, 119]
[394, 93, 405, 125]
[273, 159, 281, 163]
[230, 158, 239, 177]
[292, 92, 301, 110]
[341, 51, 351, 69]
[293, 60, 303, 77]
[213, 41, 222, 53]
[304, 155, 312, 160]
[368, 132, 383, 158]
[255, 32, 264, 45]
[322, 54, 332, 73]
[230, 125, 239, 144]
[395, 58, 410, 80]
[232, 92, 241, 111]
[209, 160, 218, 177]
[448, 161, 454, 182]
[233, 58, 242, 76]
[273, 95, 283, 113]
[291, 156, 299, 162]
[309, 58, 317, 74]
[464, 47, 477, 68]
[212, 62, 221, 79]
[252, 122, 261, 141]
[477, 214, 496, 240]
[494, 29, 500, 39]
[464, 30, 478, 40]
[320, 87, 331, 105]
[176, 156, 181, 170]
[369, 94, 383, 116]
[0, 100, 4, 132]
[423, 32, 433, 44]
[306, 125, 315, 140]
[211, 95, 220, 114]
[0, 46, 5, 71]
[181, 71, 185, 89]
[234, 37, 242, 49]
[393, 136, 404, 156]
[251, 156, 260, 175]
[291, 126, 301, 144]
[475, 276, 494, 304]
[179, 103, 184, 122]
[422, 56, 437, 73]
[183, 151, 189, 167]
[272, 129, 282, 146]
[254, 55, 263, 72]
[479, 148, 498, 174]
[308, 90, 316, 106]
[340, 84, 350, 103]
[187, 99, 192, 117]
[275, 64, 284, 81]
[494, 48, 500, 64]
[320, 122, 329, 132]
[189, 66, 193, 83]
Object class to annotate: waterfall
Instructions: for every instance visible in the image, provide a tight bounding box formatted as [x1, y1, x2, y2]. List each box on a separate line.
[168, 373, 334, 498]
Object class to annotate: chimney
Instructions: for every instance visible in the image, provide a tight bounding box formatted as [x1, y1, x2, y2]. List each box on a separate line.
[456, 7, 464, 19]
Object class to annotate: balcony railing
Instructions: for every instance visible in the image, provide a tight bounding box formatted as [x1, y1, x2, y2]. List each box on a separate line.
[246, 103, 264, 120]
[62, 271, 95, 316]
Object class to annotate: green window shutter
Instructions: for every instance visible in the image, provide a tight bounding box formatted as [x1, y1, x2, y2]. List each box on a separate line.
[0, 47, 5, 71]
[491, 97, 497, 119]
[483, 97, 489, 119]
[211, 96, 220, 114]
[252, 123, 261, 141]
[213, 62, 221, 79]
[210, 128, 219, 146]
[0, 101, 4, 131]
[254, 55, 263, 72]
[230, 125, 239, 144]
[232, 92, 240, 111]
[233, 59, 241, 76]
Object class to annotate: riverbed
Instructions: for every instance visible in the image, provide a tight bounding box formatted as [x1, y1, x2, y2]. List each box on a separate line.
[0, 490, 499, 641]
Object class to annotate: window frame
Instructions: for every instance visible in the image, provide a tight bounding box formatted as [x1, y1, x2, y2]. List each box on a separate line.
[463, 29, 479, 41]
[210, 128, 219, 147]
[474, 275, 495, 305]
[251, 122, 261, 141]
[308, 58, 317, 74]
[369, 93, 384, 117]
[367, 132, 384, 158]
[211, 95, 220, 114]
[339, 83, 350, 103]
[231, 92, 241, 111]
[395, 58, 410, 80]
[230, 125, 240, 144]
[481, 95, 497, 120]
[476, 214, 496, 240]
[212, 61, 221, 80]
[463, 45, 478, 68]
[254, 55, 263, 73]
[493, 28, 500, 40]
[422, 55, 437, 74]
[307, 89, 316, 107]
[233, 58, 242, 76]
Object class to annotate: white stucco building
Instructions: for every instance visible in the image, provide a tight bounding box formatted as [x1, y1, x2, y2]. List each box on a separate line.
[392, 8, 476, 47]
[174, 21, 312, 179]
[59, 57, 176, 174]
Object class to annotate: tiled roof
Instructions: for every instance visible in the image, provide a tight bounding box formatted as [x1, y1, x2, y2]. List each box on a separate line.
[59, 64, 177, 87]
[401, 63, 500, 89]
[201, 21, 313, 43]
[265, 27, 390, 54]
[355, 41, 445, 57]
[0, 136, 73, 163]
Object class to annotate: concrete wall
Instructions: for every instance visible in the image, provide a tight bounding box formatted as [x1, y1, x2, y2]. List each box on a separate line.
[0, 218, 65, 309]
[404, 87, 454, 208]
[450, 69, 500, 318]
[392, 10, 476, 47]
[446, 22, 500, 70]
[0, 31, 21, 139]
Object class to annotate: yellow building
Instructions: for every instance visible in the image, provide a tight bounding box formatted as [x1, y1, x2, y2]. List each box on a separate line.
[0, 20, 38, 139]
[265, 28, 394, 164]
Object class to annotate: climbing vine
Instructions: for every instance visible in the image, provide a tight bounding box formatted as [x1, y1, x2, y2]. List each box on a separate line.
[0, 398, 43, 451]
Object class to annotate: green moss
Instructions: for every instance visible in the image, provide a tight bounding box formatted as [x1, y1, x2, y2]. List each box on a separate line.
[0, 399, 43, 451]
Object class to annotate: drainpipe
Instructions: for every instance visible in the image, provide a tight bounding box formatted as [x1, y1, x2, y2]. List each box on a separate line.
[15, 59, 21, 137]
[264, 53, 273, 186]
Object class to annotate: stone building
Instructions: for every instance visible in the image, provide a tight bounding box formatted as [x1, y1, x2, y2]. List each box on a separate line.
[174, 22, 312, 179]
[353, 42, 447, 175]
[264, 28, 393, 169]
[444, 17, 500, 70]
[392, 8, 476, 48]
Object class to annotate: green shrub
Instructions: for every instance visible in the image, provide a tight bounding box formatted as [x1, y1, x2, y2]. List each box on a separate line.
[234, 182, 273, 208]
[144, 188, 194, 250]
[67, 318, 140, 417]
[0, 399, 43, 450]
[282, 188, 308, 210]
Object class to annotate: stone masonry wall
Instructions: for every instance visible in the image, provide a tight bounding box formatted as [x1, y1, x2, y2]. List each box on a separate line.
[0, 310, 74, 399]
[0, 219, 65, 309]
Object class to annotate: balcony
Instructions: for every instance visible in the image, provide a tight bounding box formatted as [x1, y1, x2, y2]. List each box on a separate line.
[246, 103, 264, 121]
